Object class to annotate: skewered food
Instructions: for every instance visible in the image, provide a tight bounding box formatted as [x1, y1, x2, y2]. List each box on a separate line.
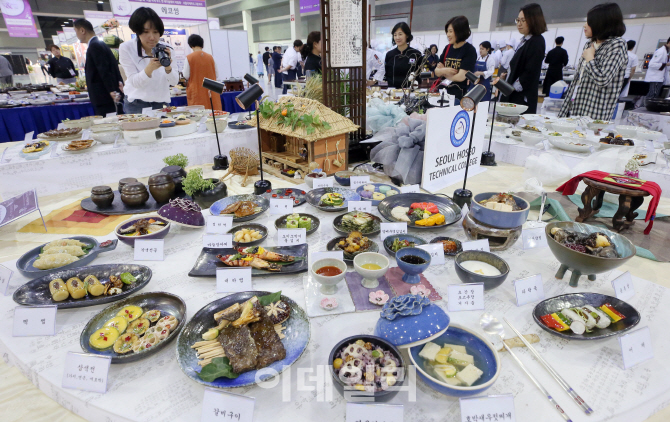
[539, 303, 624, 335]
[237, 246, 295, 262]
[216, 254, 281, 271]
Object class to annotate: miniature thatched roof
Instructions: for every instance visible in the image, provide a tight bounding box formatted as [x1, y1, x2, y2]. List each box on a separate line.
[248, 96, 359, 142]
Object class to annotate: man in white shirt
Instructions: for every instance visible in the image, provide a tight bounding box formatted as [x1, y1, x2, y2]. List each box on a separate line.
[492, 40, 503, 71]
[366, 47, 385, 86]
[644, 37, 670, 103]
[620, 40, 639, 97]
[280, 40, 303, 94]
[499, 39, 516, 76]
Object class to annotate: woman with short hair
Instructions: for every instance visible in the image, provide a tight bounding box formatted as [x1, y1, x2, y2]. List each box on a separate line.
[184, 34, 222, 110]
[425, 44, 440, 72]
[434, 15, 477, 104]
[559, 3, 627, 120]
[501, 3, 547, 114]
[384, 22, 423, 88]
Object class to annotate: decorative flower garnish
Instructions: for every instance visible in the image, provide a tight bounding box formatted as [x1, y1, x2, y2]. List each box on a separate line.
[380, 294, 430, 321]
[368, 290, 390, 306]
[169, 197, 202, 212]
[320, 297, 338, 311]
[410, 284, 431, 298]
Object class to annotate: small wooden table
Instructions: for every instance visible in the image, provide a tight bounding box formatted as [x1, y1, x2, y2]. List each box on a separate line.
[576, 177, 649, 232]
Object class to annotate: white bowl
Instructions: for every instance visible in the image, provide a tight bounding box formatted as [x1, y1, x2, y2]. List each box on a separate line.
[521, 114, 543, 122]
[91, 123, 121, 133]
[520, 132, 545, 147]
[491, 122, 511, 132]
[637, 129, 663, 141]
[91, 129, 121, 144]
[587, 121, 612, 131]
[205, 117, 228, 133]
[615, 125, 639, 138]
[547, 137, 594, 153]
[552, 122, 578, 133]
[311, 258, 347, 295]
[353, 252, 390, 289]
[62, 119, 91, 129]
[496, 102, 528, 116]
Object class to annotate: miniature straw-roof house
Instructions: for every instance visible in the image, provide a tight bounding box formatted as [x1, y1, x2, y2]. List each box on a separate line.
[249, 96, 359, 181]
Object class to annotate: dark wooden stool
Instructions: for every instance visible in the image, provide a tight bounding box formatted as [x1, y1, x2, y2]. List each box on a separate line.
[224, 81, 244, 92]
[576, 177, 649, 232]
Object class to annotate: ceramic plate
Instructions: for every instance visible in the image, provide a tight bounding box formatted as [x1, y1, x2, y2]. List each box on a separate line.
[79, 292, 186, 363]
[176, 291, 310, 388]
[260, 188, 307, 206]
[383, 234, 426, 258]
[305, 187, 360, 212]
[209, 194, 270, 222]
[355, 183, 400, 206]
[37, 133, 81, 142]
[332, 212, 381, 236]
[61, 140, 97, 154]
[13, 264, 152, 309]
[274, 213, 320, 235]
[228, 121, 253, 130]
[547, 137, 593, 153]
[532, 293, 640, 340]
[504, 128, 523, 141]
[430, 236, 463, 257]
[188, 244, 308, 277]
[228, 223, 268, 246]
[377, 193, 461, 229]
[18, 142, 52, 160]
[15, 236, 118, 278]
[327, 236, 379, 262]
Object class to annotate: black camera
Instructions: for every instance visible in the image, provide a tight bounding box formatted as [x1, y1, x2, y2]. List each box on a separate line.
[151, 43, 172, 67]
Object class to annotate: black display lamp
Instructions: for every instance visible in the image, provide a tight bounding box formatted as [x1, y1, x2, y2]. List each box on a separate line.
[202, 78, 229, 170]
[481, 77, 515, 166]
[235, 81, 269, 194]
[242, 74, 259, 120]
[452, 81, 487, 209]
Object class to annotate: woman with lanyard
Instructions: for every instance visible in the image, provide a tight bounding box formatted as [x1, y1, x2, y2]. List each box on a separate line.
[384, 22, 423, 89]
[474, 41, 495, 102]
[434, 15, 477, 105]
[501, 3, 546, 114]
[558, 3, 627, 120]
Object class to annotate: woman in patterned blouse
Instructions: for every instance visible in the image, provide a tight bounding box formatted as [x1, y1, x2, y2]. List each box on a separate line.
[558, 3, 627, 121]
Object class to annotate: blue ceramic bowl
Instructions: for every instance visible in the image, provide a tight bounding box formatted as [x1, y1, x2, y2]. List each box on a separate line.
[334, 171, 354, 186]
[470, 192, 530, 228]
[328, 335, 406, 402]
[374, 300, 450, 348]
[115, 215, 171, 247]
[454, 251, 510, 291]
[408, 324, 500, 397]
[395, 247, 430, 284]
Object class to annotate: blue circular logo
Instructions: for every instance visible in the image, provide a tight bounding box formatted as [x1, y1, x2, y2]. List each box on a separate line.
[450, 110, 470, 147]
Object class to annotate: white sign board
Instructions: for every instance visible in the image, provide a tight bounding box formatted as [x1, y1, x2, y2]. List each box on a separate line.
[421, 106, 487, 193]
[329, 0, 363, 68]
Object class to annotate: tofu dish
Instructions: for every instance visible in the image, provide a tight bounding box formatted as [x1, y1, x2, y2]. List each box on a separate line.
[478, 193, 523, 212]
[418, 342, 484, 387]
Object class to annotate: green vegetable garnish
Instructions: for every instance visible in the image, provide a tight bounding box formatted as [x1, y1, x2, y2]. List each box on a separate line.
[198, 357, 239, 382]
[371, 350, 382, 358]
[258, 291, 282, 307]
[119, 272, 137, 285]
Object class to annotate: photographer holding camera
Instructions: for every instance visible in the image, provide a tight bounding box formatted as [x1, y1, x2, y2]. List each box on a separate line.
[119, 7, 178, 114]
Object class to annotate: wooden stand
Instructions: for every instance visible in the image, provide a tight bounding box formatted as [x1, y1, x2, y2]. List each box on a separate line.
[576, 177, 649, 232]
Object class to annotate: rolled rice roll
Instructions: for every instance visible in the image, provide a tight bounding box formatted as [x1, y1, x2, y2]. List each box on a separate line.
[84, 275, 105, 296]
[584, 305, 611, 329]
[574, 307, 597, 329]
[286, 219, 299, 229]
[561, 308, 586, 335]
[66, 277, 87, 299]
[298, 217, 311, 230]
[48, 279, 69, 301]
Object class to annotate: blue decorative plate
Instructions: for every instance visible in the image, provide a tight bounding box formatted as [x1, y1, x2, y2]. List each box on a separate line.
[260, 188, 307, 206]
[176, 291, 310, 388]
[305, 187, 360, 212]
[209, 194, 270, 222]
[355, 183, 400, 206]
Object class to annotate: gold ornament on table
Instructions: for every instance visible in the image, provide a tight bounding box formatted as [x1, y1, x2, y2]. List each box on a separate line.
[220, 147, 259, 187]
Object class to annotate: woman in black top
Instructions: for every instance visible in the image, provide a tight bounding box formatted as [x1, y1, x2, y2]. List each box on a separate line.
[502, 3, 547, 114]
[425, 44, 440, 72]
[301, 31, 322, 74]
[384, 22, 422, 89]
[434, 16, 477, 104]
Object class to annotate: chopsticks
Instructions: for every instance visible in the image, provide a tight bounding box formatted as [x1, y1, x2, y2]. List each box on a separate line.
[504, 317, 594, 415]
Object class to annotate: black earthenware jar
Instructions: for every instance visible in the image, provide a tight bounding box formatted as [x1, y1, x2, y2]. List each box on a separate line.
[118, 177, 138, 193]
[120, 182, 150, 207]
[148, 173, 175, 203]
[90, 186, 114, 208]
[160, 165, 187, 195]
[192, 179, 227, 209]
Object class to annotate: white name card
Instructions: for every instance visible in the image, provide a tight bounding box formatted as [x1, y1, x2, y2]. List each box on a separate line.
[346, 403, 403, 422]
[400, 184, 420, 193]
[459, 394, 516, 422]
[216, 268, 252, 293]
[206, 215, 233, 234]
[417, 243, 445, 266]
[50, 143, 60, 158]
[134, 239, 165, 261]
[0, 263, 13, 295]
[447, 283, 485, 312]
[612, 271, 635, 301]
[201, 388, 255, 422]
[619, 327, 653, 369]
[645, 140, 655, 153]
[141, 107, 154, 117]
[542, 139, 550, 151]
[270, 198, 293, 215]
[348, 201, 372, 213]
[522, 227, 547, 250]
[513, 274, 545, 307]
[112, 132, 122, 149]
[313, 177, 334, 189]
[311, 251, 344, 263]
[203, 234, 233, 249]
[24, 131, 34, 142]
[105, 112, 117, 118]
[13, 305, 57, 336]
[277, 228, 306, 246]
[80, 129, 92, 140]
[462, 239, 490, 252]
[62, 352, 111, 394]
[350, 175, 371, 190]
[380, 223, 407, 241]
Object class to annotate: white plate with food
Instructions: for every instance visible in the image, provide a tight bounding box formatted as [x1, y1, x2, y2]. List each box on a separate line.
[61, 139, 97, 153]
[503, 128, 524, 141]
[496, 103, 528, 116]
[547, 137, 594, 153]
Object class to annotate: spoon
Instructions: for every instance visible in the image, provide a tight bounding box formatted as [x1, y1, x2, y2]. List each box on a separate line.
[480, 313, 573, 422]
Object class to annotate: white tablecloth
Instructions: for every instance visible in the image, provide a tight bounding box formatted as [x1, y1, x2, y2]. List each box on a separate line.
[0, 196, 669, 422]
[625, 109, 670, 135]
[0, 128, 258, 199]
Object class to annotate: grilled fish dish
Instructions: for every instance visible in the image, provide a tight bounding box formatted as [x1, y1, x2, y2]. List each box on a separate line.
[216, 253, 281, 271]
[237, 246, 295, 262]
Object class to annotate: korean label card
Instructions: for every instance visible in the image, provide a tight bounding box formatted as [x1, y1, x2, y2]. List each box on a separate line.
[277, 228, 306, 246]
[348, 201, 372, 213]
[619, 326, 653, 369]
[459, 394, 515, 422]
[448, 283, 485, 312]
[346, 403, 403, 422]
[0, 263, 13, 295]
[206, 216, 233, 234]
[62, 352, 111, 394]
[203, 234, 233, 249]
[13, 305, 57, 336]
[350, 175, 370, 190]
[462, 239, 490, 252]
[201, 388, 255, 422]
[134, 239, 164, 261]
[313, 177, 334, 189]
[417, 243, 445, 266]
[612, 271, 635, 301]
[513, 274, 544, 306]
[270, 198, 293, 215]
[400, 185, 420, 193]
[216, 268, 252, 293]
[522, 227, 547, 250]
[380, 223, 407, 241]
